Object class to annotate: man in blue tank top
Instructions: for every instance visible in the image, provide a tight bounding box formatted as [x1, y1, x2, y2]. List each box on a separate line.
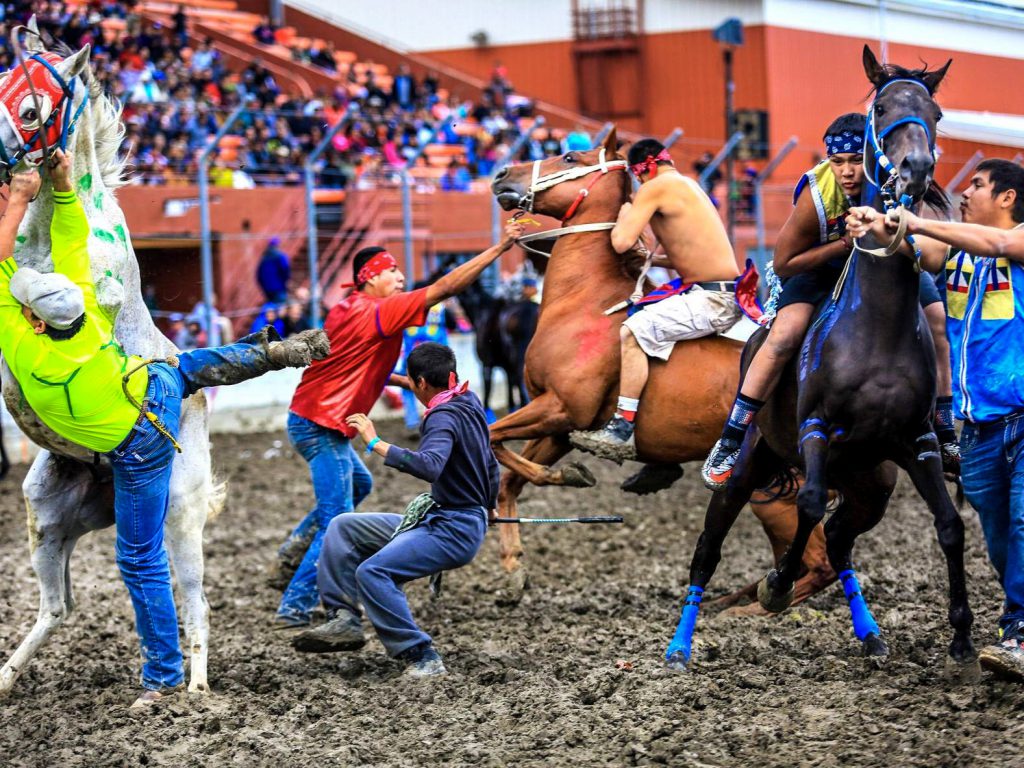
[848, 158, 1024, 681]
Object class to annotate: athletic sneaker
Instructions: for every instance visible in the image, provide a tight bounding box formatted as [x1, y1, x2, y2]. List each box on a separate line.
[404, 645, 447, 678]
[701, 437, 742, 490]
[940, 440, 961, 476]
[569, 415, 636, 462]
[291, 608, 366, 653]
[979, 620, 1024, 681]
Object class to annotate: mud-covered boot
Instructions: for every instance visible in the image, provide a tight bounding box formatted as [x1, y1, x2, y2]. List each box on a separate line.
[980, 620, 1024, 681]
[403, 645, 447, 678]
[291, 608, 366, 653]
[569, 416, 636, 463]
[267, 329, 331, 369]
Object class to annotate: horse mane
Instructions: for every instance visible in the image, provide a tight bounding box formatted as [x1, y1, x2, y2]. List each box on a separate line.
[50, 39, 128, 189]
[870, 62, 945, 96]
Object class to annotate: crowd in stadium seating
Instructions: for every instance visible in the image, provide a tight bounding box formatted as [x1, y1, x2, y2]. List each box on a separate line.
[0, 0, 594, 189]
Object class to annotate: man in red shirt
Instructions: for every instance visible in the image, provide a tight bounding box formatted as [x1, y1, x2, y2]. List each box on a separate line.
[274, 223, 523, 627]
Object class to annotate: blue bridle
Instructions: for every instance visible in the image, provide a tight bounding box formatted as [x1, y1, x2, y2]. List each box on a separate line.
[864, 78, 936, 209]
[0, 52, 89, 182]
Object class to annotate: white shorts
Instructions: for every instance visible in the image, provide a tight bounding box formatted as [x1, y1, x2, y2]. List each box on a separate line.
[622, 288, 741, 361]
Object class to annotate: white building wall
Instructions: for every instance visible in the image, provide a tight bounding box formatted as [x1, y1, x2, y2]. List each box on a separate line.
[284, 0, 1024, 60]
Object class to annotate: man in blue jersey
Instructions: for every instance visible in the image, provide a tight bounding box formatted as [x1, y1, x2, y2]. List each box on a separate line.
[848, 158, 1024, 681]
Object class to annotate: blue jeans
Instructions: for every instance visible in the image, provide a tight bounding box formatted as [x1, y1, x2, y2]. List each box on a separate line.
[317, 508, 487, 656]
[278, 412, 373, 621]
[402, 387, 420, 431]
[109, 338, 280, 690]
[961, 412, 1024, 632]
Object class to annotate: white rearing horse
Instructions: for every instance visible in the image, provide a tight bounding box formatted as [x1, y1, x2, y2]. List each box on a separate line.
[0, 28, 224, 695]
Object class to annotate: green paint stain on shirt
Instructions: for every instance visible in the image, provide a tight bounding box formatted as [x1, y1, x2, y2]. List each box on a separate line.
[114, 224, 127, 245]
[79, 173, 92, 191]
[93, 192, 104, 210]
[93, 228, 115, 244]
[15, 235, 26, 243]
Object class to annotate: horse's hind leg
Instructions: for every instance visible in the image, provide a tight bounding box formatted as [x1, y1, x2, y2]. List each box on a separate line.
[903, 431, 976, 664]
[495, 435, 573, 580]
[165, 401, 219, 694]
[759, 422, 830, 612]
[0, 419, 9, 481]
[823, 464, 897, 657]
[0, 453, 110, 694]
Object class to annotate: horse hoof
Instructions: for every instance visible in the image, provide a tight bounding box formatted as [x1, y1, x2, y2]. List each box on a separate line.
[620, 463, 684, 495]
[665, 651, 689, 672]
[495, 568, 529, 607]
[944, 654, 981, 685]
[560, 462, 597, 488]
[862, 632, 889, 658]
[756, 570, 794, 613]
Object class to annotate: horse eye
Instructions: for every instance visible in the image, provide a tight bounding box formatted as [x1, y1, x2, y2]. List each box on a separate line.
[874, 105, 886, 117]
[22, 108, 37, 122]
[564, 153, 575, 163]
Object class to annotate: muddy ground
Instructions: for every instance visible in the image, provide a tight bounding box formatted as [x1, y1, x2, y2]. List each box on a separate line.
[0, 422, 1021, 767]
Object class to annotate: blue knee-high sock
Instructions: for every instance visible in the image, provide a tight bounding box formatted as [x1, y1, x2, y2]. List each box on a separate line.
[934, 396, 956, 444]
[665, 586, 704, 660]
[839, 569, 880, 641]
[721, 395, 764, 444]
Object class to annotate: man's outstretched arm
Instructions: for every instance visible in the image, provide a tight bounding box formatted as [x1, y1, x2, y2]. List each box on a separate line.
[425, 221, 524, 306]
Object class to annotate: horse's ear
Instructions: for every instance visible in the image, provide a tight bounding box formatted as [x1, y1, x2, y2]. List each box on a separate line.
[602, 125, 618, 155]
[862, 45, 886, 87]
[57, 45, 91, 80]
[922, 58, 952, 93]
[25, 16, 46, 53]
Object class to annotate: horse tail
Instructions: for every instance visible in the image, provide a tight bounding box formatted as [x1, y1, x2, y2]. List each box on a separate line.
[207, 478, 228, 521]
[752, 464, 801, 504]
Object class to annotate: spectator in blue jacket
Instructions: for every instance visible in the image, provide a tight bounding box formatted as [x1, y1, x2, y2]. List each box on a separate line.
[257, 236, 291, 303]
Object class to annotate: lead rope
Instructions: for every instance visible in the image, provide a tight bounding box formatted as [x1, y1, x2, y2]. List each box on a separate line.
[121, 357, 184, 453]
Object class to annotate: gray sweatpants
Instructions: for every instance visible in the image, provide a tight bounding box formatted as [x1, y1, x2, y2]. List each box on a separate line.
[316, 509, 487, 657]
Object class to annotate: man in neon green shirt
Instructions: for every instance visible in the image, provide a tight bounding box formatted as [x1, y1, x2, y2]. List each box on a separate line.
[0, 151, 330, 704]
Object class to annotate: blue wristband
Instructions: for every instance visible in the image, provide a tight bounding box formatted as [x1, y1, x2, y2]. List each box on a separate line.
[365, 436, 381, 455]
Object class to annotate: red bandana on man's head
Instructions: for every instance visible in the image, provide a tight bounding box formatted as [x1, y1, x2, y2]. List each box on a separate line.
[629, 149, 674, 180]
[354, 251, 397, 286]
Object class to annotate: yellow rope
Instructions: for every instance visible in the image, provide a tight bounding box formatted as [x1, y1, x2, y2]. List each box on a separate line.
[121, 357, 182, 454]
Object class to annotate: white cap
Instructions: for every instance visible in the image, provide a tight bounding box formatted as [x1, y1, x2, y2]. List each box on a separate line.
[9, 268, 86, 330]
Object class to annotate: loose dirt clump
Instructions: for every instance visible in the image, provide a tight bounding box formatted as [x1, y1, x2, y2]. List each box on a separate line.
[0, 423, 1020, 766]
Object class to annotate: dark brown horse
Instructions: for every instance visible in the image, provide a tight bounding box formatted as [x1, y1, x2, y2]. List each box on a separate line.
[489, 130, 834, 604]
[665, 49, 975, 671]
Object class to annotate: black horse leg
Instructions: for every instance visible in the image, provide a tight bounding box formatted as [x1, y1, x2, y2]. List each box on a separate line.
[824, 464, 898, 657]
[482, 366, 494, 414]
[903, 430, 976, 663]
[759, 423, 830, 612]
[665, 438, 775, 669]
[506, 366, 518, 413]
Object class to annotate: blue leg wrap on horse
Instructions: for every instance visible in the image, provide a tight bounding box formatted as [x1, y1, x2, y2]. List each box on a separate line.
[665, 586, 703, 660]
[839, 569, 880, 641]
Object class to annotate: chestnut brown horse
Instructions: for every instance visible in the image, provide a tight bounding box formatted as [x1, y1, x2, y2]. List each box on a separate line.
[488, 129, 834, 604]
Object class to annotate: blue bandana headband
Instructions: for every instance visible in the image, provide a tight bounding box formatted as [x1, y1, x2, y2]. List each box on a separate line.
[825, 131, 864, 157]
